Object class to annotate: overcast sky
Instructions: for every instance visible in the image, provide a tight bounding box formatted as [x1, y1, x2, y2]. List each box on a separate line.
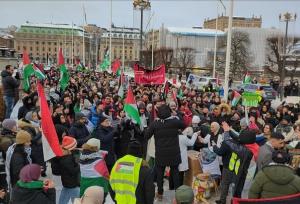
[1, 0, 299, 35]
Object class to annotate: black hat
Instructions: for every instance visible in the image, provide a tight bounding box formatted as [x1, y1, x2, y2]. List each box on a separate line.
[270, 132, 285, 140]
[99, 114, 109, 124]
[272, 150, 291, 164]
[127, 140, 142, 158]
[75, 112, 86, 121]
[239, 129, 256, 144]
[282, 115, 291, 123]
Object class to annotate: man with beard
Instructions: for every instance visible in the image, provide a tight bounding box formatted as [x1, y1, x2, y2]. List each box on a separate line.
[257, 132, 285, 170]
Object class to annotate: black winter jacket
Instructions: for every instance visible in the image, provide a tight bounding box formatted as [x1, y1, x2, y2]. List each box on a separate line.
[1, 70, 20, 97]
[59, 154, 80, 188]
[69, 122, 90, 147]
[10, 145, 31, 187]
[145, 106, 185, 166]
[94, 125, 116, 166]
[11, 185, 55, 204]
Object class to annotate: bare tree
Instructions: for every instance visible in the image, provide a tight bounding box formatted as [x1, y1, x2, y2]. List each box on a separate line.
[176, 47, 195, 74]
[206, 31, 252, 79]
[265, 36, 300, 77]
[156, 47, 174, 72]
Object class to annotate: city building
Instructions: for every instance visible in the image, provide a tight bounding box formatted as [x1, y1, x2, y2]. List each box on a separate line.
[99, 25, 141, 66]
[145, 25, 224, 70]
[203, 15, 262, 31]
[14, 22, 102, 66]
[0, 29, 17, 69]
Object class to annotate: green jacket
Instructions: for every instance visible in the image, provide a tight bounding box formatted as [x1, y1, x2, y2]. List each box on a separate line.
[249, 164, 300, 199]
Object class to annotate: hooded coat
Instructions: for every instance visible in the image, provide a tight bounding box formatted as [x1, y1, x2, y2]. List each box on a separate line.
[1, 70, 20, 97]
[249, 164, 300, 199]
[145, 105, 185, 166]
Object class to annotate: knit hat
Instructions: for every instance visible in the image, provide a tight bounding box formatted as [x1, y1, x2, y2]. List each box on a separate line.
[75, 112, 86, 121]
[175, 185, 194, 204]
[272, 150, 291, 164]
[127, 140, 142, 158]
[16, 130, 32, 145]
[86, 138, 101, 151]
[192, 115, 200, 124]
[239, 129, 256, 144]
[19, 164, 41, 182]
[282, 115, 292, 123]
[99, 115, 109, 124]
[62, 136, 77, 150]
[2, 119, 17, 131]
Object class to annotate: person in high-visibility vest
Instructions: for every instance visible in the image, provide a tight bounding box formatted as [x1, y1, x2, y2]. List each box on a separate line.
[109, 140, 155, 204]
[212, 122, 258, 204]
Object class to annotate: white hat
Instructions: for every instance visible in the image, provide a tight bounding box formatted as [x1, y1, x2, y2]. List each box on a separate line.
[182, 127, 194, 136]
[192, 115, 200, 124]
[86, 138, 101, 150]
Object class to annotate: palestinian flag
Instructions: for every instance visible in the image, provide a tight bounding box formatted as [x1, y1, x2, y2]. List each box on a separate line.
[243, 72, 251, 84]
[22, 50, 34, 91]
[124, 86, 141, 125]
[58, 48, 70, 91]
[112, 59, 121, 76]
[100, 47, 110, 72]
[33, 63, 46, 80]
[231, 91, 241, 106]
[37, 82, 63, 161]
[177, 88, 183, 99]
[117, 72, 125, 98]
[76, 59, 85, 72]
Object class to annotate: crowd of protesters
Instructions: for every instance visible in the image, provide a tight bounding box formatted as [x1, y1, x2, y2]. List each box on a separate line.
[1, 63, 300, 204]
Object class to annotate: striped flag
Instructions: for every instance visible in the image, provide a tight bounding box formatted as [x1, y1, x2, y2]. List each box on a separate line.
[124, 86, 141, 125]
[231, 91, 241, 106]
[22, 50, 34, 91]
[243, 72, 251, 84]
[33, 63, 46, 80]
[37, 82, 63, 161]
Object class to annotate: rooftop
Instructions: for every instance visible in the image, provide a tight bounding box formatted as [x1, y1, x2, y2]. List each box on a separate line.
[166, 27, 224, 37]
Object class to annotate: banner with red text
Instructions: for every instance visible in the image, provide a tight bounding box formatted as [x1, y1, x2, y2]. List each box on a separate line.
[134, 64, 165, 85]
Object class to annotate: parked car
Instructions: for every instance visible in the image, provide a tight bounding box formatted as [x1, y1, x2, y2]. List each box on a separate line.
[187, 74, 218, 89]
[236, 84, 277, 100]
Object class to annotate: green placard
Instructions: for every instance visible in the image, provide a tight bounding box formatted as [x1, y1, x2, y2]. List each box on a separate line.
[242, 92, 260, 107]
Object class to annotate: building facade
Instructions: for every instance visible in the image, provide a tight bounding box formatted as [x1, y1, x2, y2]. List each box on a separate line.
[203, 15, 262, 31]
[14, 22, 102, 66]
[99, 25, 140, 66]
[145, 25, 224, 69]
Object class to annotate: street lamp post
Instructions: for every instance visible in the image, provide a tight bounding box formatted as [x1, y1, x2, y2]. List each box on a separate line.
[133, 0, 151, 61]
[279, 12, 297, 100]
[223, 0, 234, 102]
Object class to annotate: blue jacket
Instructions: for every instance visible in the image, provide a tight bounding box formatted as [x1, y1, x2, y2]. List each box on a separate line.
[89, 106, 102, 127]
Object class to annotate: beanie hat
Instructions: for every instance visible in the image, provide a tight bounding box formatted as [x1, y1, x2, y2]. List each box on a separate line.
[127, 140, 142, 158]
[19, 164, 41, 182]
[75, 112, 86, 121]
[175, 185, 194, 204]
[272, 150, 291, 164]
[86, 138, 101, 151]
[239, 129, 256, 144]
[16, 130, 32, 145]
[2, 119, 17, 131]
[99, 115, 108, 124]
[192, 115, 200, 124]
[62, 136, 77, 150]
[282, 115, 292, 123]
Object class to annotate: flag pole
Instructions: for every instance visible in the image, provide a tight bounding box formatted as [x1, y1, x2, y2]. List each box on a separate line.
[213, 3, 219, 78]
[82, 4, 86, 66]
[151, 12, 155, 70]
[122, 26, 125, 73]
[109, 0, 112, 73]
[71, 22, 74, 69]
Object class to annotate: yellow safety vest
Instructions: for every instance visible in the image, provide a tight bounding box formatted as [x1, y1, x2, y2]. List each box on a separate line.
[110, 155, 142, 204]
[228, 152, 240, 175]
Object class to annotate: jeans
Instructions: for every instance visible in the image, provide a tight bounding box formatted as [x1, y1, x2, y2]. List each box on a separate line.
[219, 168, 234, 203]
[3, 96, 14, 119]
[156, 165, 179, 195]
[59, 187, 80, 204]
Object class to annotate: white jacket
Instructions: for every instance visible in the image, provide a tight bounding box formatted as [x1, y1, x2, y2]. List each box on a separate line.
[178, 133, 198, 172]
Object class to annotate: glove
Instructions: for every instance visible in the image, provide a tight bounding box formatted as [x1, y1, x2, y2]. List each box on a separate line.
[15, 72, 20, 80]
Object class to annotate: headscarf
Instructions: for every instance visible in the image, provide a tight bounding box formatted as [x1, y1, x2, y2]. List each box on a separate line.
[19, 164, 41, 182]
[80, 186, 104, 204]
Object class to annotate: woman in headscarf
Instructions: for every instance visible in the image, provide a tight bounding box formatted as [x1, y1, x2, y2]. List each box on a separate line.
[74, 186, 104, 204]
[10, 164, 56, 204]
